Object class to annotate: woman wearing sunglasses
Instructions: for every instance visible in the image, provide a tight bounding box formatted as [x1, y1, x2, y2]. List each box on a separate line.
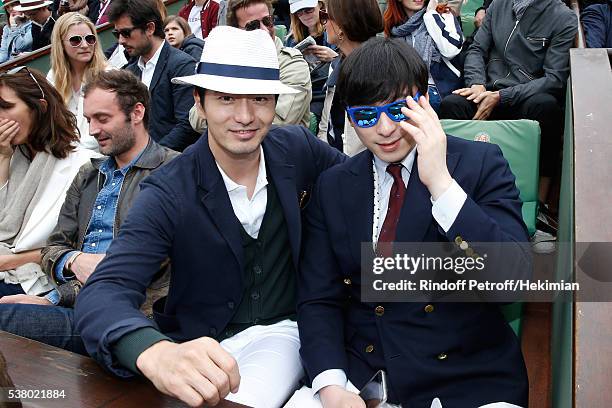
[47, 12, 108, 151]
[286, 0, 336, 61]
[317, 0, 383, 156]
[384, 0, 463, 112]
[0, 0, 32, 64]
[0, 67, 98, 299]
[164, 15, 205, 61]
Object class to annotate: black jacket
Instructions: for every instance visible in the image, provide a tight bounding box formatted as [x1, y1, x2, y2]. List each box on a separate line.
[180, 34, 204, 62]
[126, 41, 200, 152]
[465, 0, 578, 106]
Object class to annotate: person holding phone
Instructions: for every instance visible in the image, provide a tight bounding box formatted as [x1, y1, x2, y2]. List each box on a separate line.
[289, 37, 530, 408]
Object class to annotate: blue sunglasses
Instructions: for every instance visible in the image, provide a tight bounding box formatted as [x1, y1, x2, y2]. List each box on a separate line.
[346, 92, 421, 128]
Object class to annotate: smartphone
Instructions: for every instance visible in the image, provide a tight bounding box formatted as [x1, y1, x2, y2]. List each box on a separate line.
[359, 370, 388, 408]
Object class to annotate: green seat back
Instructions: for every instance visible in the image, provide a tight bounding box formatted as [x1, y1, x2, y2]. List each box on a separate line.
[440, 119, 541, 338]
[459, 0, 485, 38]
[275, 25, 288, 43]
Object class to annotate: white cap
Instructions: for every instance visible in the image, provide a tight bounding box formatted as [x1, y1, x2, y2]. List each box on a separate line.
[289, 0, 318, 14]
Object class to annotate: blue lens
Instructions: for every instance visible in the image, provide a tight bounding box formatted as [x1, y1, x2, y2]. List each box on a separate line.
[387, 102, 407, 121]
[352, 107, 379, 128]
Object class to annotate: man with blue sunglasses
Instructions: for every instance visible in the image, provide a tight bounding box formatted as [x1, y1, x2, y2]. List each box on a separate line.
[291, 37, 530, 408]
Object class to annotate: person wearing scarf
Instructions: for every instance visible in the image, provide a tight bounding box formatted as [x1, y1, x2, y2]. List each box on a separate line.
[384, 0, 463, 112]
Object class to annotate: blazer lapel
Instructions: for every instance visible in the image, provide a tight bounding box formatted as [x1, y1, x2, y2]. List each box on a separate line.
[395, 150, 461, 242]
[342, 151, 375, 264]
[263, 142, 300, 269]
[196, 135, 244, 271]
[148, 42, 169, 93]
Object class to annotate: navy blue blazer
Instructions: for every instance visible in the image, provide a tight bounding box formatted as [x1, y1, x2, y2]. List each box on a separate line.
[126, 41, 199, 152]
[297, 136, 530, 407]
[75, 126, 345, 376]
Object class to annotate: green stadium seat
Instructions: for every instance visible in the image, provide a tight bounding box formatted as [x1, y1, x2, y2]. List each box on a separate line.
[275, 25, 288, 43]
[440, 119, 542, 338]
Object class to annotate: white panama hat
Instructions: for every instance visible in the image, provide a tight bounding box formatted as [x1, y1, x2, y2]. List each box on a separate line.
[13, 0, 52, 12]
[172, 26, 299, 95]
[289, 0, 318, 14]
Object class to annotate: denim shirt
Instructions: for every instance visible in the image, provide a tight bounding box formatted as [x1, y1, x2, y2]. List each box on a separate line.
[0, 21, 33, 64]
[46, 150, 145, 304]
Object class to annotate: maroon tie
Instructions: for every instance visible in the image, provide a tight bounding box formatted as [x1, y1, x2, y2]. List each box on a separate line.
[377, 164, 406, 257]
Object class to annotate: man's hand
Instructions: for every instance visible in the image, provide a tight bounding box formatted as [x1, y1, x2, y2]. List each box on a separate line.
[472, 91, 500, 120]
[452, 84, 486, 102]
[0, 294, 52, 305]
[399, 95, 453, 200]
[0, 118, 19, 158]
[304, 45, 338, 63]
[474, 9, 486, 28]
[320, 385, 365, 408]
[70, 253, 105, 284]
[136, 338, 240, 407]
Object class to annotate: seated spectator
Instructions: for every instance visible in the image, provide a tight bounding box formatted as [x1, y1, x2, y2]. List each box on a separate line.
[75, 26, 344, 408]
[178, 0, 219, 40]
[439, 0, 578, 202]
[164, 15, 204, 61]
[110, 0, 199, 152]
[0, 0, 32, 64]
[288, 36, 530, 408]
[0, 70, 177, 355]
[55, 0, 88, 17]
[190, 0, 312, 132]
[286, 0, 337, 121]
[316, 0, 383, 156]
[47, 12, 108, 151]
[0, 67, 98, 298]
[14, 0, 55, 50]
[581, 0, 612, 48]
[384, 0, 463, 112]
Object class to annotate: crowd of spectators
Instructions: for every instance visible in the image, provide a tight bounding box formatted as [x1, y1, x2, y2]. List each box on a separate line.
[0, 0, 604, 405]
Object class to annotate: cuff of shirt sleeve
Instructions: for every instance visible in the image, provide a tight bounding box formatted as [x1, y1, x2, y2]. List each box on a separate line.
[44, 289, 60, 305]
[54, 251, 77, 283]
[113, 327, 173, 375]
[312, 369, 348, 395]
[431, 179, 467, 233]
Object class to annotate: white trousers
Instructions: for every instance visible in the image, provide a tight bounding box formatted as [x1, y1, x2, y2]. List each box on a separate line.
[220, 319, 303, 408]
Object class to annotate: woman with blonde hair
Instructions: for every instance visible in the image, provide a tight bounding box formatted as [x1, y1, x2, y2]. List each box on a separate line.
[47, 12, 107, 150]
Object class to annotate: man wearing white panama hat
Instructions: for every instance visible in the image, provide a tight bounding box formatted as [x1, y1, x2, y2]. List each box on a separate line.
[75, 25, 345, 408]
[13, 0, 54, 50]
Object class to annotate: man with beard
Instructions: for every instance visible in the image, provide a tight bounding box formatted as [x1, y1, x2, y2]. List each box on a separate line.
[0, 70, 178, 355]
[109, 0, 199, 152]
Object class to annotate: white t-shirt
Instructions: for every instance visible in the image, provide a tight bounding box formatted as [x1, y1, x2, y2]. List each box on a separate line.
[188, 4, 204, 39]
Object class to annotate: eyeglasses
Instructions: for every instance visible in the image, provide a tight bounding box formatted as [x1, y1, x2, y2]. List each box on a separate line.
[243, 15, 274, 31]
[319, 9, 329, 25]
[67, 34, 97, 47]
[296, 7, 315, 17]
[1, 66, 45, 99]
[111, 26, 142, 39]
[346, 93, 421, 128]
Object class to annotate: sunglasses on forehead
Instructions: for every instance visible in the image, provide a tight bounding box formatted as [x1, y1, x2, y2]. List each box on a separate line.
[67, 34, 97, 47]
[243, 15, 274, 31]
[346, 93, 421, 129]
[1, 66, 45, 100]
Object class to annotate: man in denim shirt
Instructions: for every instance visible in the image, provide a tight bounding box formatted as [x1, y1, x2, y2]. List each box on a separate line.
[0, 70, 178, 354]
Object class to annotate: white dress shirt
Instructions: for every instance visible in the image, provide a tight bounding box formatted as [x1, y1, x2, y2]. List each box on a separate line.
[216, 147, 268, 238]
[312, 148, 468, 395]
[137, 41, 165, 89]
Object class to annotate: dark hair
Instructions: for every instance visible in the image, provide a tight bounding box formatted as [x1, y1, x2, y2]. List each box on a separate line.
[0, 68, 77, 159]
[83, 70, 150, 128]
[109, 0, 165, 38]
[226, 0, 273, 28]
[164, 15, 191, 37]
[327, 0, 383, 43]
[337, 37, 428, 107]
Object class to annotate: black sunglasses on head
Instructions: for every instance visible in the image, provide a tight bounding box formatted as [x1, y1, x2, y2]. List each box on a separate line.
[243, 15, 274, 31]
[1, 66, 45, 99]
[111, 25, 144, 39]
[67, 34, 97, 47]
[319, 9, 329, 25]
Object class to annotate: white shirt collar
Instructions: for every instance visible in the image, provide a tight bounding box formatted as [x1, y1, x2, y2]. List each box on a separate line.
[373, 146, 416, 179]
[137, 40, 165, 72]
[216, 146, 268, 196]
